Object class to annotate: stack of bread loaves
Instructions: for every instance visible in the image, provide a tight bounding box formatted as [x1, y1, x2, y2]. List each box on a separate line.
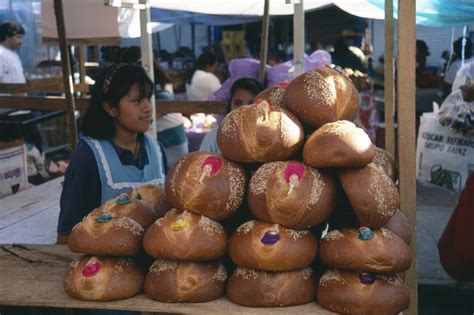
[212, 93, 327, 307]
[64, 188, 161, 301]
[214, 65, 413, 312]
[142, 151, 247, 303]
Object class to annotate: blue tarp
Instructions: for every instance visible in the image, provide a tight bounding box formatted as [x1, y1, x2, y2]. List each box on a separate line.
[368, 0, 474, 27]
[150, 8, 261, 26]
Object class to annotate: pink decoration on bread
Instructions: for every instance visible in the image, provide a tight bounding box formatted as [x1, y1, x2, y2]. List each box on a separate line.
[82, 257, 101, 277]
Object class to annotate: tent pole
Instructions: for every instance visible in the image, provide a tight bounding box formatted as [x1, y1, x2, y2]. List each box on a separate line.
[293, 0, 305, 76]
[397, 1, 418, 314]
[139, 0, 157, 139]
[258, 0, 270, 83]
[384, 0, 395, 157]
[78, 45, 86, 84]
[53, 0, 78, 151]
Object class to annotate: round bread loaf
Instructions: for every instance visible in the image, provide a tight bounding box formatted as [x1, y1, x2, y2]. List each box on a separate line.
[373, 147, 398, 183]
[255, 85, 287, 108]
[165, 152, 247, 221]
[317, 269, 409, 315]
[64, 255, 144, 301]
[98, 193, 157, 229]
[303, 120, 375, 168]
[248, 161, 336, 229]
[68, 211, 144, 256]
[320, 227, 411, 273]
[383, 209, 412, 245]
[229, 220, 318, 271]
[338, 163, 399, 228]
[143, 209, 227, 260]
[131, 184, 171, 217]
[217, 101, 304, 163]
[144, 259, 226, 303]
[227, 266, 315, 307]
[284, 66, 360, 129]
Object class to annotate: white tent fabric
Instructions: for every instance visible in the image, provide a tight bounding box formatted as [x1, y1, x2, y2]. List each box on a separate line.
[148, 0, 334, 16]
[333, 0, 384, 20]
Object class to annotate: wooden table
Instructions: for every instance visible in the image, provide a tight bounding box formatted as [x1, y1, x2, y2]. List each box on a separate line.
[0, 177, 63, 244]
[0, 244, 335, 314]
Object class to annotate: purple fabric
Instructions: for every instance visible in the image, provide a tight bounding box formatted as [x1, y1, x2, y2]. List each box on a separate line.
[305, 50, 332, 71]
[266, 50, 332, 87]
[209, 58, 264, 102]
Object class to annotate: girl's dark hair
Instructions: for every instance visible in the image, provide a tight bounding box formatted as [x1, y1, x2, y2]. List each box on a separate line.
[230, 78, 265, 99]
[81, 64, 154, 139]
[0, 21, 25, 42]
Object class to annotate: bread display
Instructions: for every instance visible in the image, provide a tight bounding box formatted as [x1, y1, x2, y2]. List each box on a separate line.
[96, 193, 158, 229]
[383, 209, 412, 245]
[303, 120, 375, 168]
[319, 227, 411, 273]
[143, 209, 227, 260]
[338, 163, 399, 228]
[226, 266, 315, 307]
[131, 183, 171, 217]
[317, 269, 409, 315]
[284, 66, 360, 129]
[68, 211, 144, 256]
[64, 255, 144, 301]
[165, 152, 247, 221]
[217, 101, 304, 163]
[373, 147, 398, 183]
[144, 259, 226, 303]
[248, 161, 336, 229]
[229, 220, 317, 271]
[255, 85, 287, 108]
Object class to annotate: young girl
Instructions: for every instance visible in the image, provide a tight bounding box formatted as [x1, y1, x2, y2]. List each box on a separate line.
[57, 64, 167, 244]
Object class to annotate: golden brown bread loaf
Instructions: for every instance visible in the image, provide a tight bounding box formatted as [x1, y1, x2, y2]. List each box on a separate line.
[143, 209, 227, 260]
[255, 85, 287, 108]
[316, 269, 410, 315]
[131, 184, 171, 217]
[96, 193, 157, 229]
[165, 152, 247, 221]
[303, 120, 375, 168]
[63, 255, 144, 301]
[144, 259, 226, 303]
[338, 163, 399, 228]
[383, 209, 412, 245]
[284, 66, 360, 129]
[68, 211, 144, 256]
[226, 266, 315, 307]
[217, 101, 304, 163]
[319, 227, 412, 273]
[228, 220, 318, 271]
[373, 147, 398, 183]
[248, 161, 336, 229]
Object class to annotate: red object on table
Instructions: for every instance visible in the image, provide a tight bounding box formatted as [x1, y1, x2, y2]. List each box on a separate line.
[438, 172, 474, 281]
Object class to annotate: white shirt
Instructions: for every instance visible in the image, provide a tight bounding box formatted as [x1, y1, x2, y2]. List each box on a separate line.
[0, 44, 26, 83]
[186, 70, 221, 101]
[444, 57, 474, 85]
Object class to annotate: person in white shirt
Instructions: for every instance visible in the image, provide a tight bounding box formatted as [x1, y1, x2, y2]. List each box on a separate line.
[443, 37, 473, 95]
[0, 21, 26, 83]
[186, 52, 222, 100]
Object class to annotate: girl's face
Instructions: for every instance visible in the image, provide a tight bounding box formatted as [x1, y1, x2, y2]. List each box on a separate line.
[112, 83, 153, 134]
[230, 88, 256, 110]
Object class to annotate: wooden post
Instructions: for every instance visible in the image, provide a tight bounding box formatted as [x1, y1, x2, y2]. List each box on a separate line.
[293, 0, 305, 77]
[384, 0, 395, 157]
[397, 1, 417, 314]
[53, 0, 78, 151]
[78, 45, 86, 84]
[139, 0, 157, 139]
[258, 0, 270, 83]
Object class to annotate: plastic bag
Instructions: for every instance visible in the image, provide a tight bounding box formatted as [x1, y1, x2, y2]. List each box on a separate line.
[438, 89, 474, 135]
